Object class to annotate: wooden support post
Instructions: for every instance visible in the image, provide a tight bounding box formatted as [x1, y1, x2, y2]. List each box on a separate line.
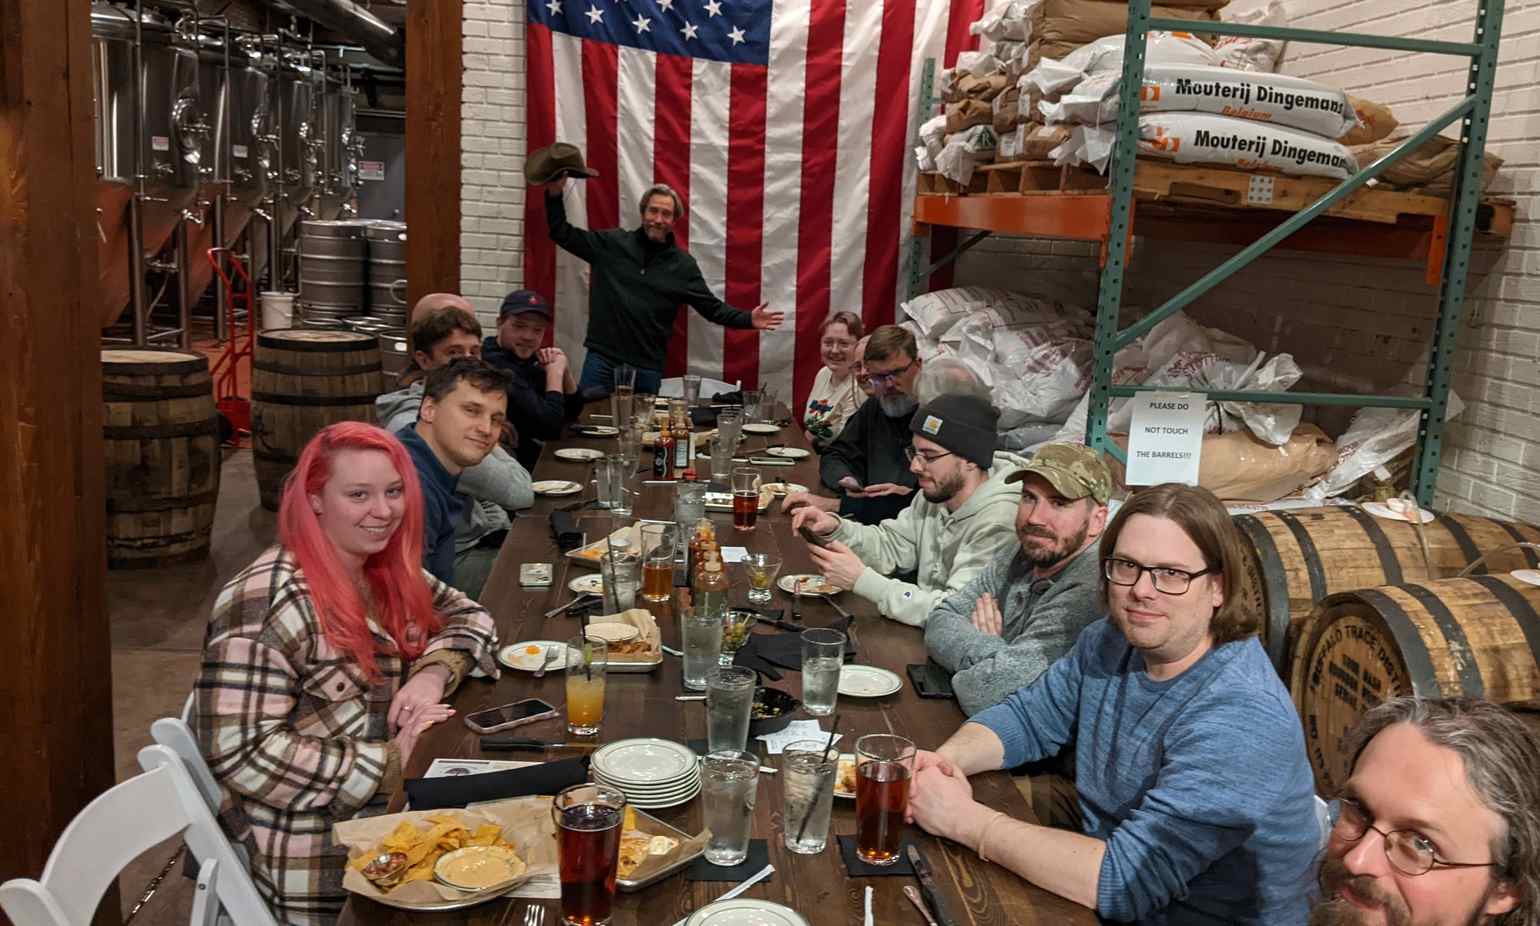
[405, 0, 464, 314]
[0, 0, 116, 900]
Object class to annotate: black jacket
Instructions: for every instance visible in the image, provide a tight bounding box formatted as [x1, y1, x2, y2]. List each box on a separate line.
[819, 398, 919, 525]
[395, 425, 462, 585]
[481, 337, 585, 471]
[545, 190, 753, 370]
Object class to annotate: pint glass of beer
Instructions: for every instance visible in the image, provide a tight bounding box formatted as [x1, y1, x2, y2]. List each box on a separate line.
[854, 733, 916, 866]
[552, 783, 626, 925]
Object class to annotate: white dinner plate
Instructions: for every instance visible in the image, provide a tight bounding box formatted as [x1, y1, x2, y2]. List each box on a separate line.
[833, 753, 857, 800]
[554, 447, 604, 462]
[742, 422, 780, 435]
[568, 573, 604, 595]
[760, 481, 808, 496]
[592, 770, 699, 797]
[686, 900, 811, 926]
[764, 446, 811, 460]
[532, 480, 583, 496]
[1512, 569, 1540, 587]
[1361, 501, 1436, 524]
[496, 640, 569, 672]
[777, 574, 839, 596]
[580, 425, 620, 437]
[838, 665, 903, 698]
[619, 781, 701, 810]
[591, 738, 699, 784]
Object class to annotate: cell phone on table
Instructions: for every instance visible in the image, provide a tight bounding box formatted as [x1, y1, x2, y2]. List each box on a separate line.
[906, 662, 956, 700]
[463, 698, 559, 735]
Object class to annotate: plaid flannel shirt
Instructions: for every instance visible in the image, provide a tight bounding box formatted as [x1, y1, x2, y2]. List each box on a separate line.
[195, 545, 499, 924]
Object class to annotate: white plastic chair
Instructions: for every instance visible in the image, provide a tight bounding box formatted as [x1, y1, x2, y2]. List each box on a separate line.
[0, 745, 276, 926]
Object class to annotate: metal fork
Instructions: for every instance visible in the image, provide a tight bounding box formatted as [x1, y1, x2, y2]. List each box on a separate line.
[523, 904, 545, 926]
[533, 646, 559, 679]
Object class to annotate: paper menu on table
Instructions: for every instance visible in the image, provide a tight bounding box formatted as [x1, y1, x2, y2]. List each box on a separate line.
[424, 758, 534, 778]
[758, 719, 842, 755]
[718, 546, 750, 564]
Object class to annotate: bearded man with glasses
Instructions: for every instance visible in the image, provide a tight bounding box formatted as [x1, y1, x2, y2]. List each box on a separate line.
[905, 482, 1318, 924]
[1312, 697, 1539, 926]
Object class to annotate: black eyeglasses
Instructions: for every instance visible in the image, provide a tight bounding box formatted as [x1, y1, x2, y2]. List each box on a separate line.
[904, 446, 954, 466]
[1102, 557, 1215, 595]
[1328, 797, 1503, 877]
[862, 358, 916, 388]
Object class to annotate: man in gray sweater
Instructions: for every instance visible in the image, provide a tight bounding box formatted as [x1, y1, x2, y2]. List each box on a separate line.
[924, 443, 1112, 715]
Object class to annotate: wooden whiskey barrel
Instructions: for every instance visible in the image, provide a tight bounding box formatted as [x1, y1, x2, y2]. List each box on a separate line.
[1232, 506, 1540, 677]
[251, 328, 382, 510]
[1291, 574, 1540, 794]
[101, 349, 221, 567]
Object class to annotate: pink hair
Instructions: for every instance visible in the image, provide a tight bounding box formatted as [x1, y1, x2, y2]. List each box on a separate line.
[277, 421, 442, 680]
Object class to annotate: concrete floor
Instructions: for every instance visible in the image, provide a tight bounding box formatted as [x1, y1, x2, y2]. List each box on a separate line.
[111, 449, 275, 924]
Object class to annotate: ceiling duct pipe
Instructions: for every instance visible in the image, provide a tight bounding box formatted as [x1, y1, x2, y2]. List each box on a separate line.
[271, 0, 402, 67]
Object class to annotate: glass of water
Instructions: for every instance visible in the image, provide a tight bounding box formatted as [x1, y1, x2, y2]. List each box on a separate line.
[715, 406, 743, 456]
[680, 607, 724, 691]
[682, 373, 703, 406]
[700, 751, 759, 866]
[596, 454, 632, 516]
[742, 389, 763, 423]
[782, 739, 839, 854]
[599, 551, 640, 613]
[800, 628, 845, 717]
[706, 666, 756, 753]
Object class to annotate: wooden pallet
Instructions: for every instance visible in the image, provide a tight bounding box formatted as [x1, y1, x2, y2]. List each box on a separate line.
[1129, 162, 1452, 226]
[917, 171, 988, 196]
[975, 160, 1104, 194]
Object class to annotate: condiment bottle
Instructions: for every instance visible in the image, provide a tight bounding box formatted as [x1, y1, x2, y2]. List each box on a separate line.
[698, 558, 729, 624]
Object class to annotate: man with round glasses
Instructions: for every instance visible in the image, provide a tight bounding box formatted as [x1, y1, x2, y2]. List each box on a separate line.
[1312, 697, 1539, 926]
[924, 443, 1112, 716]
[906, 482, 1318, 924]
[790, 393, 1022, 626]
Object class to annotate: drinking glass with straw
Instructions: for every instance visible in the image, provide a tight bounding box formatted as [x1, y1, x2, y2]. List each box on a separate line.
[565, 636, 608, 736]
[783, 716, 840, 854]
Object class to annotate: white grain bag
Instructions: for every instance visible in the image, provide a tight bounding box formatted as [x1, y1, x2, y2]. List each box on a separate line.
[1075, 112, 1357, 180]
[901, 286, 1041, 340]
[1026, 31, 1221, 96]
[937, 296, 1086, 345]
[971, 0, 1034, 41]
[992, 335, 1092, 425]
[1040, 65, 1357, 140]
[1215, 0, 1288, 73]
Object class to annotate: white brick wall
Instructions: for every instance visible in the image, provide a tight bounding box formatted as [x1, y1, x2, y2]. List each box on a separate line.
[953, 0, 1540, 519]
[461, 0, 528, 329]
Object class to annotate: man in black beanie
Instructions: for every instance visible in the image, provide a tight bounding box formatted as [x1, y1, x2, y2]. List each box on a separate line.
[790, 393, 1024, 627]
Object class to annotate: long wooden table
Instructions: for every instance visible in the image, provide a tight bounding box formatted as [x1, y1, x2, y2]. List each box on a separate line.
[339, 417, 1096, 926]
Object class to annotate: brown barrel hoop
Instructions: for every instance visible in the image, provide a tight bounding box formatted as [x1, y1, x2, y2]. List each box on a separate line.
[255, 328, 378, 352]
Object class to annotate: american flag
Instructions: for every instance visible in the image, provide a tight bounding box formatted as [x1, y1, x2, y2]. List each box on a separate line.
[523, 0, 984, 413]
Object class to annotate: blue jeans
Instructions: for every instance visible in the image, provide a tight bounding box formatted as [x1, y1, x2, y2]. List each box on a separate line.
[578, 349, 663, 396]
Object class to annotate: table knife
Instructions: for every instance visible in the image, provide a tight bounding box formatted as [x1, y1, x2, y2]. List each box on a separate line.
[479, 737, 552, 751]
[903, 886, 940, 926]
[906, 845, 956, 926]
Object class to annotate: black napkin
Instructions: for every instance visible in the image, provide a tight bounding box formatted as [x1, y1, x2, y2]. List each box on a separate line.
[711, 389, 744, 405]
[732, 625, 859, 676]
[404, 756, 590, 810]
[550, 510, 583, 551]
[689, 406, 721, 428]
[686, 839, 772, 881]
[837, 836, 917, 876]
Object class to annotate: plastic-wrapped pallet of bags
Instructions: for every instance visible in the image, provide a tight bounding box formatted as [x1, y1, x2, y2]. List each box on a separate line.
[1040, 65, 1357, 140]
[1069, 112, 1357, 180]
[1026, 31, 1221, 96]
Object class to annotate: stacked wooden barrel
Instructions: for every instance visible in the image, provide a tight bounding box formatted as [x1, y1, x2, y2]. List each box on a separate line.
[101, 350, 221, 567]
[1231, 506, 1540, 675]
[251, 328, 382, 510]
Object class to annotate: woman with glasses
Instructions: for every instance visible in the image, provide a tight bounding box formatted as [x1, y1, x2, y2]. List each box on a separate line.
[906, 482, 1318, 924]
[801, 311, 865, 451]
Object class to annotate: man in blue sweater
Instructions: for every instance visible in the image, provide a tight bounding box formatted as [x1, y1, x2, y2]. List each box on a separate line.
[907, 483, 1318, 924]
[395, 359, 513, 592]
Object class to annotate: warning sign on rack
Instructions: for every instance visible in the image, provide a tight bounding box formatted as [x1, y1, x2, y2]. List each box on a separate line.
[358, 160, 386, 182]
[1126, 392, 1204, 486]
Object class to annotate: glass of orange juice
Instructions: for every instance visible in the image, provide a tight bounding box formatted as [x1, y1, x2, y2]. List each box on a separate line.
[565, 637, 609, 736]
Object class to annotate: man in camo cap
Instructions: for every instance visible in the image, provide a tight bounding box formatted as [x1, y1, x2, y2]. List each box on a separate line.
[925, 443, 1112, 718]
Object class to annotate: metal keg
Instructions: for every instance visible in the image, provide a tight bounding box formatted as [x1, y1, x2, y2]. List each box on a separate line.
[377, 330, 411, 379]
[365, 220, 408, 324]
[299, 219, 367, 313]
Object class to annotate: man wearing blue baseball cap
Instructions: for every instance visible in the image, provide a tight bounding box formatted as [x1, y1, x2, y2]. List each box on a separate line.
[481, 289, 585, 470]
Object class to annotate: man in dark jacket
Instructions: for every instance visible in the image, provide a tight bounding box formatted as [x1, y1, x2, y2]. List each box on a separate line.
[815, 325, 923, 525]
[542, 177, 785, 393]
[481, 289, 585, 471]
[395, 359, 513, 591]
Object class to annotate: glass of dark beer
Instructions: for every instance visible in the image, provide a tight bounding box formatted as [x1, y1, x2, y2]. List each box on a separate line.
[731, 467, 759, 531]
[854, 733, 915, 866]
[552, 783, 627, 925]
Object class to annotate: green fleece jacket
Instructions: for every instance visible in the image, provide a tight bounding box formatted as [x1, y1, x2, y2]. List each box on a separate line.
[545, 190, 753, 370]
[826, 451, 1027, 627]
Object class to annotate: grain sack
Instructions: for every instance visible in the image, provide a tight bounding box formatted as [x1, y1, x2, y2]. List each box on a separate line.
[991, 334, 1092, 425]
[946, 99, 995, 134]
[1350, 134, 1503, 192]
[1027, 31, 1221, 96]
[954, 50, 1001, 78]
[919, 115, 947, 159]
[993, 89, 1024, 134]
[1304, 392, 1465, 501]
[972, 0, 1033, 41]
[999, 123, 1074, 160]
[1040, 64, 1356, 140]
[936, 125, 997, 184]
[902, 286, 1065, 340]
[956, 72, 1010, 101]
[1340, 94, 1397, 146]
[1110, 424, 1337, 503]
[1214, 0, 1288, 72]
[1072, 113, 1357, 180]
[1035, 0, 1219, 48]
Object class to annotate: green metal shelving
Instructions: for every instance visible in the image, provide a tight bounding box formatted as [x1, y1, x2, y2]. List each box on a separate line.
[908, 0, 1507, 505]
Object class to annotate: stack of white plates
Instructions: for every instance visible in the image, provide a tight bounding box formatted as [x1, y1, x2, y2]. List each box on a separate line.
[590, 738, 700, 810]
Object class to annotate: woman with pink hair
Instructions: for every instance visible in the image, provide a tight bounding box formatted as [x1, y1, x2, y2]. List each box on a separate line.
[194, 421, 499, 923]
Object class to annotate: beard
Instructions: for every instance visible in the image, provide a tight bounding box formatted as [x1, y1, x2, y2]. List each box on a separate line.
[879, 393, 918, 417]
[1018, 520, 1088, 571]
[1310, 854, 1414, 926]
[922, 468, 965, 504]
